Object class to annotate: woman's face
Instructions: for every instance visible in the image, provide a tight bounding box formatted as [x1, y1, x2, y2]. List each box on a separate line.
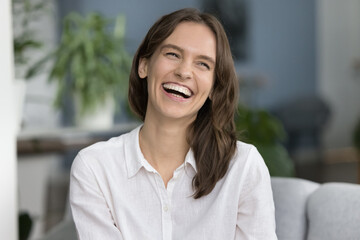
[138, 22, 216, 123]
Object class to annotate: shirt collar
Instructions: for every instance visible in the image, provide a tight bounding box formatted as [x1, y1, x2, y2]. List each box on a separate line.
[184, 149, 197, 173]
[124, 125, 198, 178]
[124, 125, 146, 178]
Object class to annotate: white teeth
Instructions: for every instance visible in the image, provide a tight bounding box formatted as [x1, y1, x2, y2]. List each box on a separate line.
[163, 83, 192, 97]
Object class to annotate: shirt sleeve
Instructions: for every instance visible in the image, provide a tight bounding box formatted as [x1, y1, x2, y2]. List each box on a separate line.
[235, 146, 278, 240]
[70, 153, 124, 240]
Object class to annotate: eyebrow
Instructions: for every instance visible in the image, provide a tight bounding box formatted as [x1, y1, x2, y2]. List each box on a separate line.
[160, 44, 216, 66]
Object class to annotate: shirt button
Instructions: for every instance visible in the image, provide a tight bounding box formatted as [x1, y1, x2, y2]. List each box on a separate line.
[163, 205, 169, 212]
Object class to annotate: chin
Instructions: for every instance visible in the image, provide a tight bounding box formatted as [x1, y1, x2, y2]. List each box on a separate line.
[161, 109, 197, 122]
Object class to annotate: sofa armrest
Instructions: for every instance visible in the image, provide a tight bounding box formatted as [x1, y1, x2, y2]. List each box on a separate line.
[271, 177, 319, 240]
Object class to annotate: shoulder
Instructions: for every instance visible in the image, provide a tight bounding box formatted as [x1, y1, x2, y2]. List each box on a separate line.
[233, 141, 263, 165]
[78, 133, 126, 161]
[228, 141, 270, 179]
[72, 126, 140, 172]
[235, 141, 257, 157]
[80, 135, 124, 157]
[220, 141, 273, 205]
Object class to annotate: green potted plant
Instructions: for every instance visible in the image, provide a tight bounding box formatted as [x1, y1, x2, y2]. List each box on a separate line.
[12, 0, 48, 132]
[28, 12, 131, 128]
[235, 105, 295, 177]
[13, 0, 48, 77]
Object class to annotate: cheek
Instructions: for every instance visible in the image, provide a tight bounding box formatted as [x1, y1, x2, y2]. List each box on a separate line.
[202, 74, 215, 95]
[150, 57, 174, 75]
[145, 64, 159, 87]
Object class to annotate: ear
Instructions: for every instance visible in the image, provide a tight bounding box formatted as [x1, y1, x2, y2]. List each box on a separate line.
[138, 58, 148, 79]
[208, 92, 213, 100]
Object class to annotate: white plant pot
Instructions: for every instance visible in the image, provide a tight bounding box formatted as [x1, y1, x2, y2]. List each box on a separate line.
[75, 95, 115, 130]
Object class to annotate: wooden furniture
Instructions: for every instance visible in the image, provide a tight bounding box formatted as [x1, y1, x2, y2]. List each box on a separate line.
[17, 122, 139, 155]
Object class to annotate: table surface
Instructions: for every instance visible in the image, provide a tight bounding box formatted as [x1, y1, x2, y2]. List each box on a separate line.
[17, 122, 140, 155]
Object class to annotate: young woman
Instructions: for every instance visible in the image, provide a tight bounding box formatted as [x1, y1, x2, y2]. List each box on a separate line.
[70, 8, 277, 239]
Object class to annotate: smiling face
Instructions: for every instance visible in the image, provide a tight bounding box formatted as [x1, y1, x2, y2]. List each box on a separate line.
[138, 22, 216, 124]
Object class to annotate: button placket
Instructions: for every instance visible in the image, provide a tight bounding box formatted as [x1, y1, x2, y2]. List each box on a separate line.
[153, 172, 172, 240]
[163, 205, 169, 212]
[162, 187, 172, 239]
[152, 165, 186, 240]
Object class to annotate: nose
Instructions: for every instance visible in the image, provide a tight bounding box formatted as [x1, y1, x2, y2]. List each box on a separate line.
[174, 60, 192, 80]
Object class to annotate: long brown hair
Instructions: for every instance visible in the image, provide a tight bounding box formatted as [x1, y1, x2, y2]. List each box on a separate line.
[128, 8, 238, 199]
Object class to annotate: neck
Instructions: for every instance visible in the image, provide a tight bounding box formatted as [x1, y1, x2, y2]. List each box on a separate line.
[140, 118, 190, 171]
[139, 107, 196, 187]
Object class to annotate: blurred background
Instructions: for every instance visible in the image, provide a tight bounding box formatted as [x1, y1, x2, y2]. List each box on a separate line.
[7, 0, 360, 239]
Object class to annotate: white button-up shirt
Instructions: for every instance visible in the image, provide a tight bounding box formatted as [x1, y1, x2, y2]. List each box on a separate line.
[70, 125, 277, 239]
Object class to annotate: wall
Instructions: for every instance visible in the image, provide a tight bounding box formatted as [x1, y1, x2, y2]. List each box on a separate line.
[58, 0, 201, 54]
[241, 0, 316, 108]
[317, 0, 360, 148]
[0, 0, 17, 239]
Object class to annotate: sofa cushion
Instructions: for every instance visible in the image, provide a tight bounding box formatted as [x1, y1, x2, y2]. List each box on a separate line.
[271, 177, 319, 240]
[307, 182, 360, 240]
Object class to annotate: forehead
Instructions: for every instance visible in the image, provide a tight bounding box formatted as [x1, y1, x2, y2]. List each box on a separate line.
[160, 22, 216, 59]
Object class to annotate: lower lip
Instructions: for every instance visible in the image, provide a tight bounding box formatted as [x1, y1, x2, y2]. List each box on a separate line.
[161, 86, 191, 103]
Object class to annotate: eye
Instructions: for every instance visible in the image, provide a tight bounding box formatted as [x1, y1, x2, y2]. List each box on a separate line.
[165, 52, 179, 58]
[198, 62, 210, 70]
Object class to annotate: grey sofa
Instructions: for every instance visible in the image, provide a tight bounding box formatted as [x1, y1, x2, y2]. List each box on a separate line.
[272, 177, 360, 240]
[42, 177, 360, 240]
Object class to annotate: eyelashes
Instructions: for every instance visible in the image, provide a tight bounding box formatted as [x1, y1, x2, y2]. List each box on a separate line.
[164, 52, 211, 70]
[165, 52, 179, 58]
[198, 62, 210, 70]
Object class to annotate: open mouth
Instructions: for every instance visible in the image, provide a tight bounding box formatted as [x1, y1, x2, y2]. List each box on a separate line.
[162, 83, 192, 99]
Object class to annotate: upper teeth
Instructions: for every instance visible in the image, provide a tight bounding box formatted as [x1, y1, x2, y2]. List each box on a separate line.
[163, 83, 192, 97]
